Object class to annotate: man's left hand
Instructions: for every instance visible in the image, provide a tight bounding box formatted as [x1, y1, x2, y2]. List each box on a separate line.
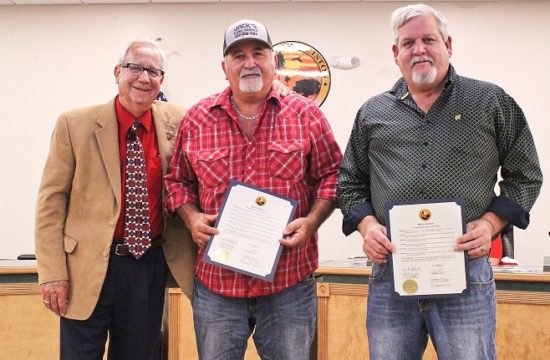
[280, 217, 315, 248]
[456, 218, 494, 259]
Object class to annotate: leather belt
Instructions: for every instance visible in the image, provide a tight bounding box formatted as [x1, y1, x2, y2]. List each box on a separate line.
[111, 237, 165, 256]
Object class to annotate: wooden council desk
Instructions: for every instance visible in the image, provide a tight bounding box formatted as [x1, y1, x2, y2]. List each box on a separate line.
[314, 262, 550, 360]
[0, 261, 60, 359]
[2, 261, 549, 359]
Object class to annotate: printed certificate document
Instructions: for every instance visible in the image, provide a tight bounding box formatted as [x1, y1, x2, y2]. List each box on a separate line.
[385, 198, 468, 297]
[204, 180, 297, 282]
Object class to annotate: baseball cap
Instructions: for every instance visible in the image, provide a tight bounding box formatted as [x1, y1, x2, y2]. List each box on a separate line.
[223, 19, 272, 56]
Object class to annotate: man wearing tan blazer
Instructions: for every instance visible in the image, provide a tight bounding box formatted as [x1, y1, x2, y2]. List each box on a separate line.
[35, 39, 194, 360]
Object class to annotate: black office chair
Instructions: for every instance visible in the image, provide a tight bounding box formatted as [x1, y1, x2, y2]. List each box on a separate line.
[500, 224, 514, 259]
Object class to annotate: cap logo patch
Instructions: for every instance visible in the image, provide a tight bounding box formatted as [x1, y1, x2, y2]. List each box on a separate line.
[234, 23, 258, 39]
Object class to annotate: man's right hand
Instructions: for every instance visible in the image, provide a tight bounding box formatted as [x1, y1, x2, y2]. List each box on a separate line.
[40, 280, 69, 316]
[357, 216, 395, 264]
[187, 212, 219, 248]
[178, 203, 219, 249]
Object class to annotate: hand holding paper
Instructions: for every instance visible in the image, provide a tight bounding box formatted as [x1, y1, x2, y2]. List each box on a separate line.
[178, 203, 218, 249]
[357, 215, 395, 264]
[204, 181, 297, 282]
[281, 198, 336, 248]
[385, 198, 468, 297]
[455, 218, 494, 259]
[280, 217, 315, 248]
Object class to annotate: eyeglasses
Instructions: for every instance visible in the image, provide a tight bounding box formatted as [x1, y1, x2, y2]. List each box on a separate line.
[121, 63, 164, 78]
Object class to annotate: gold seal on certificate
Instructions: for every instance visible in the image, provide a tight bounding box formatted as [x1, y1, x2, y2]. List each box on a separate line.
[418, 208, 432, 221]
[256, 196, 267, 206]
[385, 198, 468, 298]
[402, 279, 418, 294]
[214, 248, 230, 263]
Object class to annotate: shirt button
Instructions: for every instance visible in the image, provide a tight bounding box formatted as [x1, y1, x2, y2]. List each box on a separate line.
[248, 166, 252, 170]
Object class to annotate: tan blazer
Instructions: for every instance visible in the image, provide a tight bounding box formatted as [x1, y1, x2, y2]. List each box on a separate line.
[35, 99, 195, 320]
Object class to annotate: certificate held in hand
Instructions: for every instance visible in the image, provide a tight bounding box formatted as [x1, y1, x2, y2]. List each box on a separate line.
[385, 198, 468, 298]
[204, 180, 297, 282]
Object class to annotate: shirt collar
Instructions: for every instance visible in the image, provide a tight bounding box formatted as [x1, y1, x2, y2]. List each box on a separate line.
[115, 96, 153, 132]
[390, 64, 457, 100]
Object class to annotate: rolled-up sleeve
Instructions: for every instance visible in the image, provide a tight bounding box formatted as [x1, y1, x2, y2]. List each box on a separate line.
[489, 90, 543, 228]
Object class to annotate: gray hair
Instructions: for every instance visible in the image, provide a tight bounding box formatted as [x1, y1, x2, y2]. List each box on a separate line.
[119, 39, 166, 69]
[391, 3, 449, 44]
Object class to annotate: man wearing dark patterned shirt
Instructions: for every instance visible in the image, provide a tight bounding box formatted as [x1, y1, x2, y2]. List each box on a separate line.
[338, 4, 542, 360]
[164, 19, 342, 359]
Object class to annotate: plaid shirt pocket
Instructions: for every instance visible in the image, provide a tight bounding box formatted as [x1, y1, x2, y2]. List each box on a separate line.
[194, 148, 229, 188]
[268, 141, 304, 181]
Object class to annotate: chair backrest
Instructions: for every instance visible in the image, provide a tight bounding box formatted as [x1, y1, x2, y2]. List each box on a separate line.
[501, 225, 514, 258]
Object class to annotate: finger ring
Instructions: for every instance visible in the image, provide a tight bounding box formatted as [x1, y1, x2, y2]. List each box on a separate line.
[44, 299, 50, 304]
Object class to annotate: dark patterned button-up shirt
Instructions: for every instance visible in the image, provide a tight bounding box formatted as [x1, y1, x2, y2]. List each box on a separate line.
[338, 65, 542, 235]
[165, 87, 342, 297]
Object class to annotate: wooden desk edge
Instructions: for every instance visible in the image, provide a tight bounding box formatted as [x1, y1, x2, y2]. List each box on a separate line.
[0, 267, 38, 275]
[315, 266, 371, 277]
[2, 265, 548, 282]
[315, 266, 550, 283]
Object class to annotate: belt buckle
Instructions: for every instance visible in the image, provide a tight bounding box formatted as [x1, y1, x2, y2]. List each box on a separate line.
[114, 244, 128, 256]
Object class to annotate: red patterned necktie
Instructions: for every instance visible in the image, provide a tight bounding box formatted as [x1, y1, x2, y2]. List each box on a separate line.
[123, 120, 151, 259]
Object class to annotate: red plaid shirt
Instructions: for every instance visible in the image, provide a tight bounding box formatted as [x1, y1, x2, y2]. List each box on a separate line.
[164, 88, 342, 297]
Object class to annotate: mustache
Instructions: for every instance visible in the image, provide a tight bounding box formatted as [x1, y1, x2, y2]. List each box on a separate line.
[240, 68, 261, 78]
[410, 56, 434, 66]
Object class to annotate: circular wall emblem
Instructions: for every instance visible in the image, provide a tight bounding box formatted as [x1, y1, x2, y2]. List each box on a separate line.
[273, 41, 331, 107]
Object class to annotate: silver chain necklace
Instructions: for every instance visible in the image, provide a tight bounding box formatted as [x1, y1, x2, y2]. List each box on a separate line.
[230, 97, 259, 121]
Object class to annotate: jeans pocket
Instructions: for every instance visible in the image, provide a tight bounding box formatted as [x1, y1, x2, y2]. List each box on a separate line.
[468, 257, 494, 286]
[369, 262, 387, 282]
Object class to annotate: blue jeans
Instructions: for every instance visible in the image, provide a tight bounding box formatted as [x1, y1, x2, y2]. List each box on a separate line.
[367, 256, 496, 360]
[192, 274, 316, 360]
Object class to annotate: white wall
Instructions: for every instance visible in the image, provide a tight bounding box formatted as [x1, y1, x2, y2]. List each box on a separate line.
[0, 1, 548, 266]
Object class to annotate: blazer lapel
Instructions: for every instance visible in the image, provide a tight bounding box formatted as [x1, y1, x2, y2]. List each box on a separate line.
[95, 99, 121, 206]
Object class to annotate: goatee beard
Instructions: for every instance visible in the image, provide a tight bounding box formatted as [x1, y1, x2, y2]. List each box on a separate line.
[239, 68, 263, 92]
[412, 66, 437, 84]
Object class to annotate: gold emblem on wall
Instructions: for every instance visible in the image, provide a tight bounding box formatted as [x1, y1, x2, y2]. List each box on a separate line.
[273, 41, 331, 107]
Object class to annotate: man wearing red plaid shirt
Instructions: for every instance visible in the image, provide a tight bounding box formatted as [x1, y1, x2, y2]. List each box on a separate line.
[164, 19, 342, 360]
